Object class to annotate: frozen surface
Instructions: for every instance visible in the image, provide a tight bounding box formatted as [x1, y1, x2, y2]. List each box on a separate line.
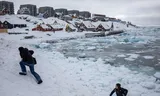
[117, 54, 126, 58]
[154, 72, 160, 78]
[143, 56, 155, 59]
[0, 38, 160, 96]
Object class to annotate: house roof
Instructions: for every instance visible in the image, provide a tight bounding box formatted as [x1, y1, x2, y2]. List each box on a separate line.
[43, 17, 67, 25]
[40, 24, 50, 29]
[50, 24, 64, 29]
[99, 22, 110, 29]
[66, 24, 76, 29]
[92, 21, 111, 29]
[82, 21, 95, 28]
[0, 15, 27, 24]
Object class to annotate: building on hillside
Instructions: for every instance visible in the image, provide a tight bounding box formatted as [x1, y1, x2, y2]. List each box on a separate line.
[79, 11, 91, 18]
[65, 24, 76, 32]
[17, 7, 30, 15]
[32, 24, 53, 32]
[2, 20, 27, 29]
[0, 21, 5, 29]
[0, 1, 14, 15]
[61, 15, 72, 21]
[38, 6, 55, 18]
[55, 8, 68, 15]
[92, 14, 106, 21]
[0, 21, 8, 33]
[48, 24, 63, 31]
[95, 24, 110, 32]
[68, 10, 79, 17]
[92, 14, 106, 18]
[78, 22, 96, 32]
[18, 4, 37, 16]
[3, 21, 13, 29]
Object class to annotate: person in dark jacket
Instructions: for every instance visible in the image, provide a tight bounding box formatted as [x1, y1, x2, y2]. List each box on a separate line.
[110, 83, 128, 96]
[18, 47, 43, 84]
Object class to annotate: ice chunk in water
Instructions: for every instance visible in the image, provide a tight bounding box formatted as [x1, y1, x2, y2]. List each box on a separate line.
[38, 43, 50, 48]
[87, 46, 96, 50]
[143, 56, 154, 59]
[123, 37, 144, 43]
[78, 53, 86, 58]
[117, 54, 126, 57]
[140, 66, 155, 72]
[155, 86, 160, 92]
[141, 82, 156, 89]
[125, 57, 135, 61]
[124, 54, 139, 61]
[154, 72, 160, 79]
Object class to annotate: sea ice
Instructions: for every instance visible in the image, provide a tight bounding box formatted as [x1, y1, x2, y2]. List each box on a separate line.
[38, 43, 50, 48]
[154, 72, 160, 79]
[141, 82, 156, 89]
[124, 54, 139, 61]
[143, 56, 154, 59]
[117, 54, 126, 58]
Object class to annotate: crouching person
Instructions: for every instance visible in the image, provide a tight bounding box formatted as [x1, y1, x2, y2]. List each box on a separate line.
[18, 47, 43, 84]
[110, 83, 128, 96]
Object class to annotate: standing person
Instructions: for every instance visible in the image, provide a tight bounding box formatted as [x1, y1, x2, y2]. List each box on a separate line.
[110, 83, 128, 96]
[18, 47, 43, 84]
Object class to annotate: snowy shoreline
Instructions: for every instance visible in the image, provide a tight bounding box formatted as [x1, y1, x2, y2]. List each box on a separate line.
[1, 29, 160, 96]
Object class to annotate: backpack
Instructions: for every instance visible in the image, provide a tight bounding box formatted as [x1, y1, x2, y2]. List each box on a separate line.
[32, 57, 37, 64]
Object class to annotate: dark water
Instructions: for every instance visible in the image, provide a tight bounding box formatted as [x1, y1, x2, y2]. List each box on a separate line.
[51, 27, 160, 74]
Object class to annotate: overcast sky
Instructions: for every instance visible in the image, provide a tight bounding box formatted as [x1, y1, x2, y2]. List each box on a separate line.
[7, 0, 160, 26]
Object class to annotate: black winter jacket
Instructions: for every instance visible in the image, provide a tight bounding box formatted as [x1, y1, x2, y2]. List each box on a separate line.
[110, 88, 128, 96]
[19, 48, 34, 64]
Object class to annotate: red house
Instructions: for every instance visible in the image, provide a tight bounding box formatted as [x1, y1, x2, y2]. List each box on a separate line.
[32, 24, 53, 32]
[0, 21, 5, 29]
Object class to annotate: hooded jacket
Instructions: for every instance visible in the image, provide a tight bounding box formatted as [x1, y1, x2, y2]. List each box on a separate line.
[19, 48, 34, 64]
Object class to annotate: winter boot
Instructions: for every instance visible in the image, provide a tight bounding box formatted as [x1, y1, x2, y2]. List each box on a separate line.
[19, 72, 27, 75]
[37, 80, 43, 84]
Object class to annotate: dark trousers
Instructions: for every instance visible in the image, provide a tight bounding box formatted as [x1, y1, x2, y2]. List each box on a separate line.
[19, 61, 42, 81]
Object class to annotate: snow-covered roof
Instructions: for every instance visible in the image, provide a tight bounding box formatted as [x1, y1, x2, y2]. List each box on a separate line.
[63, 15, 71, 18]
[56, 12, 62, 15]
[43, 18, 54, 24]
[0, 15, 27, 24]
[17, 14, 43, 24]
[82, 21, 95, 28]
[92, 21, 110, 29]
[111, 21, 127, 30]
[66, 24, 76, 29]
[40, 24, 50, 28]
[50, 24, 64, 29]
[43, 17, 67, 25]
[99, 22, 110, 29]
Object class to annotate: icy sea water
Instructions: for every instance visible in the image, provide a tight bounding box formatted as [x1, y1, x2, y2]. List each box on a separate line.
[51, 27, 160, 75]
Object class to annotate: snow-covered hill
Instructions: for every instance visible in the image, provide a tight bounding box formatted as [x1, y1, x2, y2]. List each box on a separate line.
[0, 14, 136, 33]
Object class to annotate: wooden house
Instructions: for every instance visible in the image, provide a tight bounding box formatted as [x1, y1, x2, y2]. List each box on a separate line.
[78, 21, 96, 32]
[32, 24, 53, 32]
